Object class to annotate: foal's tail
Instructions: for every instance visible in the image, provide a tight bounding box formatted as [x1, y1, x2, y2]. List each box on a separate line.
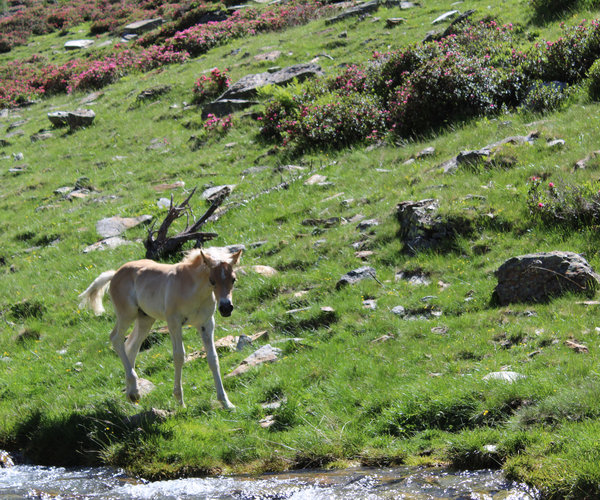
[78, 270, 116, 315]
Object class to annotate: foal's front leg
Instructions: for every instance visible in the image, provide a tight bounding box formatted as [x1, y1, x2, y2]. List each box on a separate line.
[199, 316, 234, 409]
[167, 316, 186, 407]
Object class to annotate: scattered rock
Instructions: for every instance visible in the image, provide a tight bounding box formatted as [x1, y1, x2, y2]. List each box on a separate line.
[565, 339, 588, 353]
[259, 415, 276, 428]
[153, 181, 185, 192]
[396, 199, 472, 254]
[355, 250, 374, 259]
[48, 109, 95, 128]
[336, 266, 376, 289]
[386, 17, 406, 27]
[201, 185, 235, 202]
[415, 146, 435, 159]
[96, 215, 152, 238]
[438, 132, 538, 174]
[493, 251, 600, 305]
[83, 237, 133, 253]
[122, 18, 163, 36]
[356, 219, 379, 231]
[547, 138, 565, 148]
[574, 151, 600, 170]
[201, 99, 258, 119]
[391, 305, 406, 316]
[254, 50, 282, 62]
[242, 265, 278, 277]
[0, 450, 14, 468]
[64, 39, 94, 50]
[226, 344, 282, 377]
[483, 371, 526, 383]
[432, 10, 460, 24]
[395, 270, 431, 285]
[30, 131, 53, 142]
[219, 63, 323, 101]
[262, 397, 286, 410]
[325, 0, 381, 24]
[372, 334, 395, 343]
[363, 299, 377, 310]
[123, 407, 171, 427]
[431, 326, 448, 334]
[147, 138, 169, 152]
[304, 174, 328, 185]
[136, 85, 172, 102]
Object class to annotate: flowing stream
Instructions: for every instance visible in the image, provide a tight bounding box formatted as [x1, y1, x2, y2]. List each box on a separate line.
[1, 464, 538, 499]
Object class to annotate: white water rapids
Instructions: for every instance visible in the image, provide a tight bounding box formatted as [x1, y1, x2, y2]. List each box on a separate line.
[0, 464, 538, 499]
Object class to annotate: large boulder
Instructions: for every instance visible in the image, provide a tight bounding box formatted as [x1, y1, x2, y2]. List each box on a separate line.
[218, 63, 323, 101]
[48, 109, 95, 129]
[493, 251, 600, 305]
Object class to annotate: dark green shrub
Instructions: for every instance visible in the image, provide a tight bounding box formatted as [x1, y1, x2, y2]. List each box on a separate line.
[530, 0, 578, 20]
[587, 58, 600, 100]
[521, 81, 570, 113]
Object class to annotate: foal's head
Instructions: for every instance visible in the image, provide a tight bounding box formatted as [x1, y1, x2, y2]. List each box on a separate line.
[201, 249, 242, 317]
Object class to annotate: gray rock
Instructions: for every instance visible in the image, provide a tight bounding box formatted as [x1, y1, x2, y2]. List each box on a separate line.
[236, 334, 253, 351]
[83, 237, 133, 253]
[483, 371, 526, 383]
[357, 219, 379, 231]
[391, 305, 406, 316]
[218, 63, 323, 101]
[48, 109, 95, 129]
[0, 450, 14, 468]
[64, 39, 94, 50]
[325, 0, 380, 24]
[136, 85, 172, 101]
[30, 131, 53, 142]
[226, 344, 282, 377]
[96, 215, 153, 238]
[386, 17, 406, 27]
[201, 185, 235, 202]
[122, 18, 163, 35]
[432, 10, 459, 24]
[336, 266, 376, 289]
[201, 99, 258, 119]
[493, 251, 600, 305]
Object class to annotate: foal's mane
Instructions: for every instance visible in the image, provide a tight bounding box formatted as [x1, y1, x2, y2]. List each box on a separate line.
[182, 247, 236, 266]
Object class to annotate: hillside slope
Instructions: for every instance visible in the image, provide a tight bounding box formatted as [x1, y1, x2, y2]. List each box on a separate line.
[3, 0, 600, 497]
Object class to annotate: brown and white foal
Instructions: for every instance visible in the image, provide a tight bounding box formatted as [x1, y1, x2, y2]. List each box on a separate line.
[78, 248, 241, 409]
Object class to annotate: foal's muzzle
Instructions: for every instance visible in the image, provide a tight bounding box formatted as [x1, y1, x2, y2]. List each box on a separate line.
[219, 300, 234, 317]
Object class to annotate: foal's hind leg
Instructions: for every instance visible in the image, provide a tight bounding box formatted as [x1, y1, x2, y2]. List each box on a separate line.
[125, 313, 156, 368]
[110, 313, 139, 402]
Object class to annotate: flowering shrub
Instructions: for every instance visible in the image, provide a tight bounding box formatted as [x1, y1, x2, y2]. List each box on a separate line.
[524, 20, 600, 84]
[204, 113, 233, 135]
[527, 177, 600, 228]
[192, 68, 231, 103]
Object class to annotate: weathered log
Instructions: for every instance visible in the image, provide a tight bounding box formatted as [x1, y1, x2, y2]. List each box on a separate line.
[144, 187, 230, 260]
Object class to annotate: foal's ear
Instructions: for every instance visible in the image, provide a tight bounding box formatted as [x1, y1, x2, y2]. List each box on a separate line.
[200, 250, 216, 267]
[230, 249, 243, 266]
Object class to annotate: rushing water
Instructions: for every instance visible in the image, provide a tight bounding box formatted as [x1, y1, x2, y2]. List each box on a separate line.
[0, 465, 538, 499]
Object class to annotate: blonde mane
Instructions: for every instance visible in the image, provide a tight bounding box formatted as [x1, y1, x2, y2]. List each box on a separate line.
[182, 247, 236, 265]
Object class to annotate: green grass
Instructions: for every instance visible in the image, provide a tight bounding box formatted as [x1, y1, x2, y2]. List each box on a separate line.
[4, 0, 600, 497]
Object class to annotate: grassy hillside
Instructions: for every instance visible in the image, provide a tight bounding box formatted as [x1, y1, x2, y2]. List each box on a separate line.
[3, 0, 600, 497]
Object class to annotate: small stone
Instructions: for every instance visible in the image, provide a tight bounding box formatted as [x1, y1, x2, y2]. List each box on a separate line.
[304, 174, 327, 185]
[386, 17, 406, 27]
[259, 415, 276, 428]
[483, 371, 526, 383]
[153, 181, 185, 192]
[336, 266, 376, 289]
[565, 339, 588, 353]
[356, 219, 379, 231]
[83, 237, 133, 253]
[431, 326, 448, 334]
[201, 185, 235, 202]
[547, 139, 565, 148]
[363, 299, 377, 310]
[391, 305, 406, 316]
[226, 344, 282, 377]
[355, 250, 374, 259]
[432, 10, 460, 24]
[372, 334, 394, 343]
[96, 215, 152, 238]
[64, 39, 94, 50]
[157, 198, 170, 209]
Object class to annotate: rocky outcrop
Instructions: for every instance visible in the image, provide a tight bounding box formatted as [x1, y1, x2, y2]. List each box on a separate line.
[218, 63, 322, 101]
[396, 199, 472, 253]
[336, 266, 376, 289]
[493, 251, 600, 305]
[48, 109, 95, 128]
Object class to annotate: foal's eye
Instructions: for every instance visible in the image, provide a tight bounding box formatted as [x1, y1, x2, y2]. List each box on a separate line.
[232, 277, 236, 284]
[209, 278, 216, 286]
